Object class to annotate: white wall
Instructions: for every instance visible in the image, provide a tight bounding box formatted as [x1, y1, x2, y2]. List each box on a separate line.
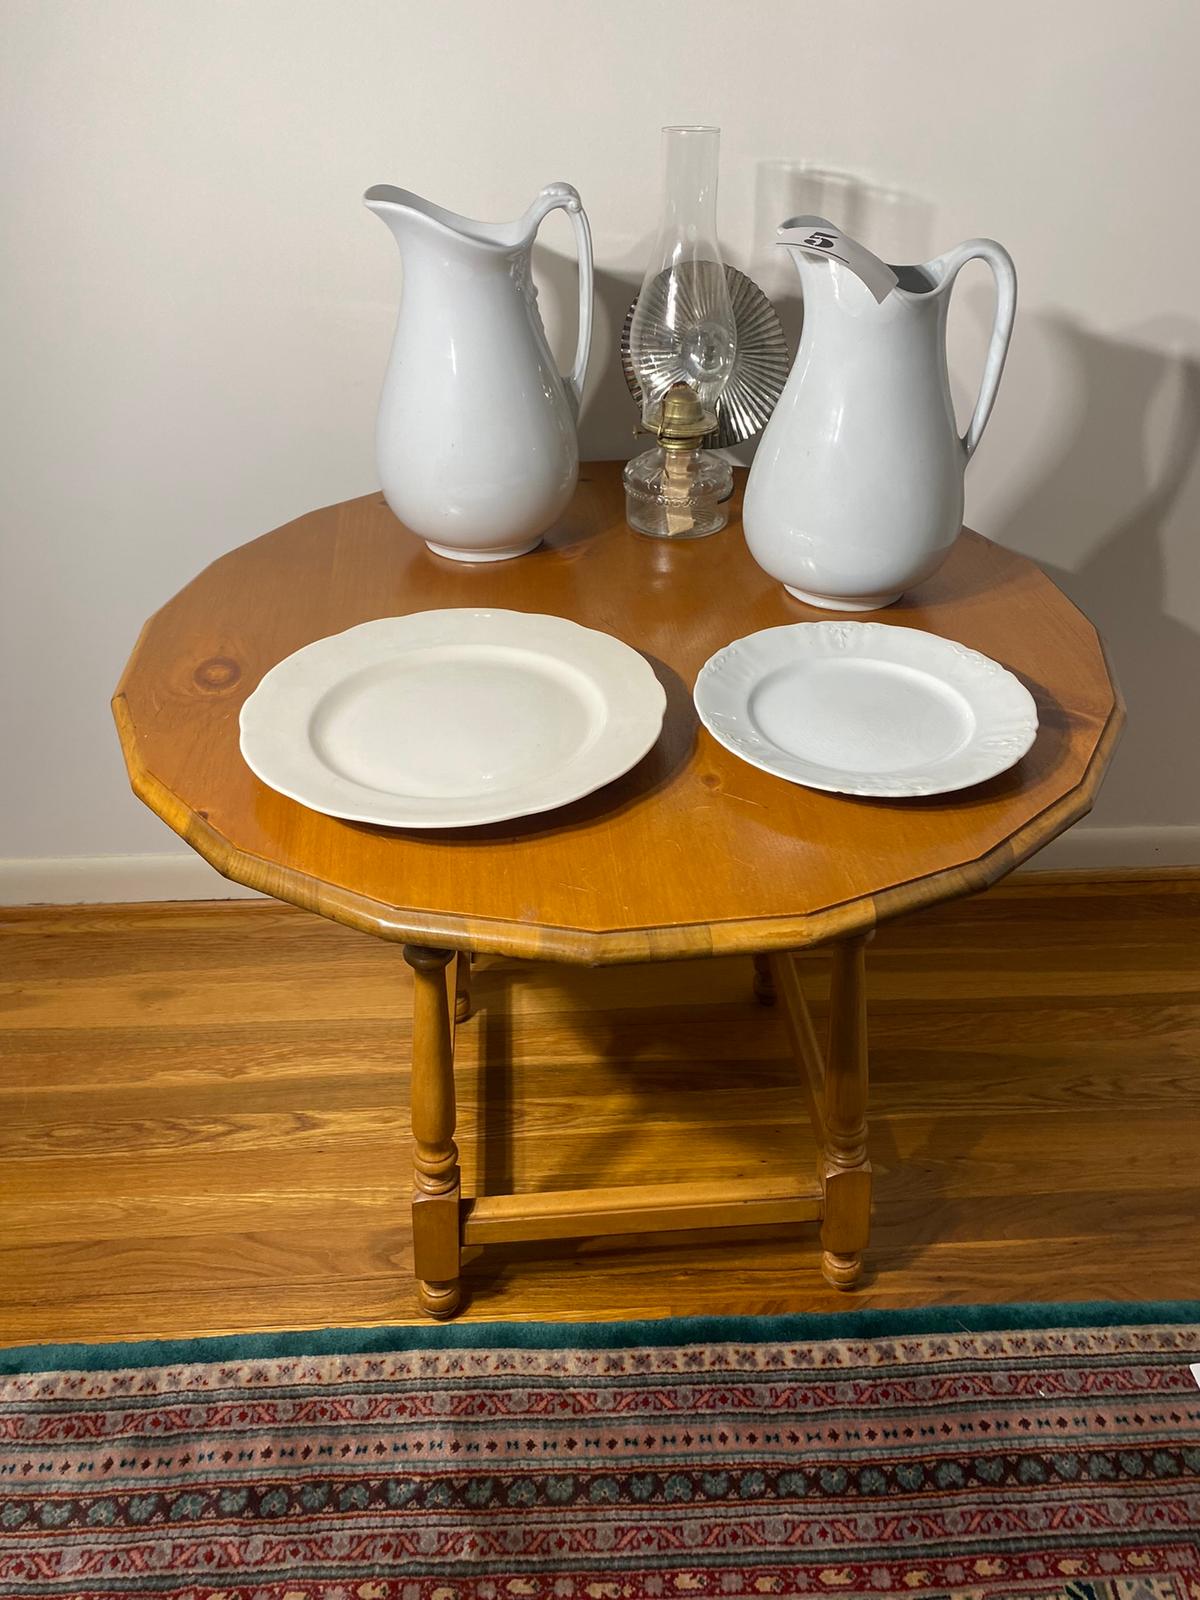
[3, 0, 1198, 900]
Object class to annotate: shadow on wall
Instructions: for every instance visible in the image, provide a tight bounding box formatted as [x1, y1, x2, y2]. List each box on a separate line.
[535, 164, 939, 465]
[532, 245, 647, 461]
[994, 314, 1200, 831]
[749, 163, 937, 365]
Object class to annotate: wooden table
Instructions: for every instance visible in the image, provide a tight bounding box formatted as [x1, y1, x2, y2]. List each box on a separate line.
[114, 463, 1122, 1317]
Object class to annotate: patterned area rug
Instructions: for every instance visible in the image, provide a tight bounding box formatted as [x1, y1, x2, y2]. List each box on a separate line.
[2, 1303, 1198, 1599]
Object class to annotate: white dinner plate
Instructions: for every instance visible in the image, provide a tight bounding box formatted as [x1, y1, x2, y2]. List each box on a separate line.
[239, 610, 667, 828]
[694, 621, 1038, 798]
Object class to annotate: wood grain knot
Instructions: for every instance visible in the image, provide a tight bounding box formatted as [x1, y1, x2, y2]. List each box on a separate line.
[193, 657, 241, 691]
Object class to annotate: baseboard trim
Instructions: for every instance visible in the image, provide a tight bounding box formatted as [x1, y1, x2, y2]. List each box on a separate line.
[0, 854, 262, 905]
[1030, 825, 1200, 871]
[2, 826, 1197, 906]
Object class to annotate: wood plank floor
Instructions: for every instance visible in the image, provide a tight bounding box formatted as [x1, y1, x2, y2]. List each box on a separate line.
[1, 874, 1198, 1345]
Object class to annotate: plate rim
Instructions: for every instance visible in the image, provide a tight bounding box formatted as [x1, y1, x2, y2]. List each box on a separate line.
[239, 608, 668, 829]
[693, 619, 1039, 798]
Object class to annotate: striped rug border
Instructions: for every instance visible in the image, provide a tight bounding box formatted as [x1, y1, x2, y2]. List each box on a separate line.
[4, 1299, 1199, 1376]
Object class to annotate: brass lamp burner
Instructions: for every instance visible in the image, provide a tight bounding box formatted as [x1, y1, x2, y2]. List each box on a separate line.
[654, 383, 718, 451]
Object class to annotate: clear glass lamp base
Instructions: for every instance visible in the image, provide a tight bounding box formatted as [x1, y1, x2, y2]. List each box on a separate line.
[623, 446, 733, 540]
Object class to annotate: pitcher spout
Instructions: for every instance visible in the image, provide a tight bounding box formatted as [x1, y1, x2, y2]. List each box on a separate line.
[364, 184, 581, 255]
[777, 215, 899, 304]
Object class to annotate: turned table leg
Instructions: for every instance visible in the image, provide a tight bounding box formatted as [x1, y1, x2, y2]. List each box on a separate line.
[404, 945, 462, 1318]
[752, 953, 777, 1006]
[821, 933, 872, 1288]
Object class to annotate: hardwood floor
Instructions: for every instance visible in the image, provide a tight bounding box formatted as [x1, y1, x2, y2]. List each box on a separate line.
[1, 873, 1198, 1345]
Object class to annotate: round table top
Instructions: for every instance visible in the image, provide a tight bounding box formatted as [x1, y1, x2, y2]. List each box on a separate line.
[114, 462, 1121, 964]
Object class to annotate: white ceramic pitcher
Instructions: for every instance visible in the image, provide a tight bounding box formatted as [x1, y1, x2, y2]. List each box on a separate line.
[365, 183, 594, 562]
[744, 219, 1017, 609]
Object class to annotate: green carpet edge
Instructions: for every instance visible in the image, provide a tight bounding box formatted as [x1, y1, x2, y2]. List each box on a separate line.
[4, 1300, 1199, 1375]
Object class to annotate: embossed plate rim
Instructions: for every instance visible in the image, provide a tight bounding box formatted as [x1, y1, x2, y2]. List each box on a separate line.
[693, 620, 1038, 798]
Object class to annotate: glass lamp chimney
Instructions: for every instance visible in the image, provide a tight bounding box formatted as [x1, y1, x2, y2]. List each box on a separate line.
[624, 126, 736, 539]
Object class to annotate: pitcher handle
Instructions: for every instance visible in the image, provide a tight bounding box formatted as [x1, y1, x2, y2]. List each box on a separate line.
[942, 239, 1017, 459]
[534, 183, 594, 417]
